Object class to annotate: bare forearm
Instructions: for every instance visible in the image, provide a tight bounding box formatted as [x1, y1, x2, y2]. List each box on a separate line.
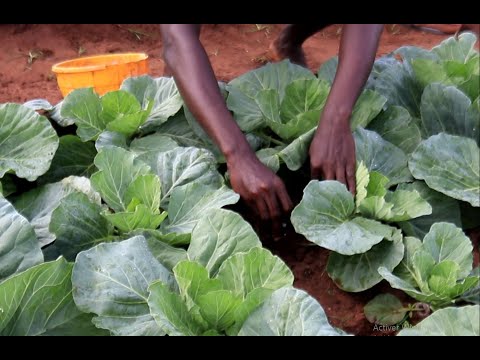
[323, 24, 384, 120]
[161, 24, 252, 160]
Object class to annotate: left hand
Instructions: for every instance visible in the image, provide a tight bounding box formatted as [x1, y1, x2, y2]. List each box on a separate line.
[309, 110, 356, 195]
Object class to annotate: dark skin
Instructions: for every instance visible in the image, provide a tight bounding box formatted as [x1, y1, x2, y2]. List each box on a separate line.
[161, 24, 383, 236]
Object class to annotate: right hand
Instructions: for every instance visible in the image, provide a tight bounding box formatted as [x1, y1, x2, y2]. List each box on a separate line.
[227, 150, 293, 239]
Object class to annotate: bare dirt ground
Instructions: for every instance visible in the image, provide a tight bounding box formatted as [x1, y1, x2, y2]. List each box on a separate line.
[1, 24, 477, 104]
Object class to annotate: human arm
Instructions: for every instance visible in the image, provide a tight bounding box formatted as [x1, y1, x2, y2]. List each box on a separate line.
[310, 24, 384, 194]
[160, 24, 292, 222]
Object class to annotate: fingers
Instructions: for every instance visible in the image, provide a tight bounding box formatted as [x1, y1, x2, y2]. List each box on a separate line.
[336, 165, 346, 188]
[252, 179, 292, 241]
[274, 179, 293, 213]
[264, 191, 281, 222]
[312, 161, 356, 195]
[311, 164, 321, 180]
[323, 166, 335, 181]
[254, 197, 269, 221]
[346, 161, 356, 196]
[265, 192, 282, 241]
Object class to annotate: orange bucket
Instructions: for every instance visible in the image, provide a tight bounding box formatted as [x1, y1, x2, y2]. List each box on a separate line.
[52, 53, 149, 97]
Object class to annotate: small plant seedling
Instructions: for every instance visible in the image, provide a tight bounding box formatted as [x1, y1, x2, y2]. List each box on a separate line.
[364, 293, 431, 326]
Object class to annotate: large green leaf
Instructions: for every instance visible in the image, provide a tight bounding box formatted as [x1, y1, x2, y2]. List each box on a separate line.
[349, 90, 387, 130]
[277, 127, 316, 171]
[0, 197, 43, 281]
[327, 236, 404, 292]
[162, 183, 239, 234]
[368, 106, 422, 154]
[354, 127, 412, 186]
[259, 79, 329, 141]
[47, 100, 76, 127]
[48, 192, 113, 261]
[374, 61, 423, 117]
[90, 146, 151, 212]
[394, 45, 439, 63]
[173, 261, 223, 309]
[392, 236, 424, 285]
[120, 75, 154, 104]
[95, 131, 129, 151]
[216, 247, 294, 299]
[121, 76, 184, 129]
[432, 32, 478, 63]
[124, 174, 161, 213]
[153, 147, 223, 207]
[104, 205, 167, 233]
[197, 290, 243, 331]
[422, 222, 473, 278]
[398, 305, 479, 336]
[356, 167, 432, 223]
[188, 209, 261, 276]
[23, 98, 54, 112]
[72, 236, 172, 336]
[13, 176, 101, 247]
[0, 258, 104, 336]
[227, 288, 273, 336]
[239, 287, 348, 336]
[409, 133, 479, 207]
[412, 249, 437, 291]
[458, 73, 480, 101]
[40, 312, 109, 336]
[358, 190, 432, 223]
[364, 294, 407, 326]
[139, 229, 191, 247]
[147, 281, 205, 336]
[412, 57, 480, 101]
[129, 133, 178, 168]
[61, 88, 106, 141]
[227, 60, 315, 131]
[366, 54, 399, 89]
[280, 79, 328, 121]
[38, 135, 97, 185]
[0, 103, 59, 181]
[256, 148, 281, 173]
[411, 58, 449, 88]
[291, 180, 399, 255]
[317, 56, 338, 84]
[419, 83, 479, 141]
[461, 267, 480, 304]
[143, 235, 187, 271]
[95, 131, 178, 168]
[143, 112, 205, 147]
[101, 90, 152, 137]
[398, 182, 462, 239]
[428, 260, 460, 296]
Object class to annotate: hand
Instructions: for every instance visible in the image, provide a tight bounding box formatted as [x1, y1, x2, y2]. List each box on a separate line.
[309, 111, 356, 195]
[227, 150, 293, 239]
